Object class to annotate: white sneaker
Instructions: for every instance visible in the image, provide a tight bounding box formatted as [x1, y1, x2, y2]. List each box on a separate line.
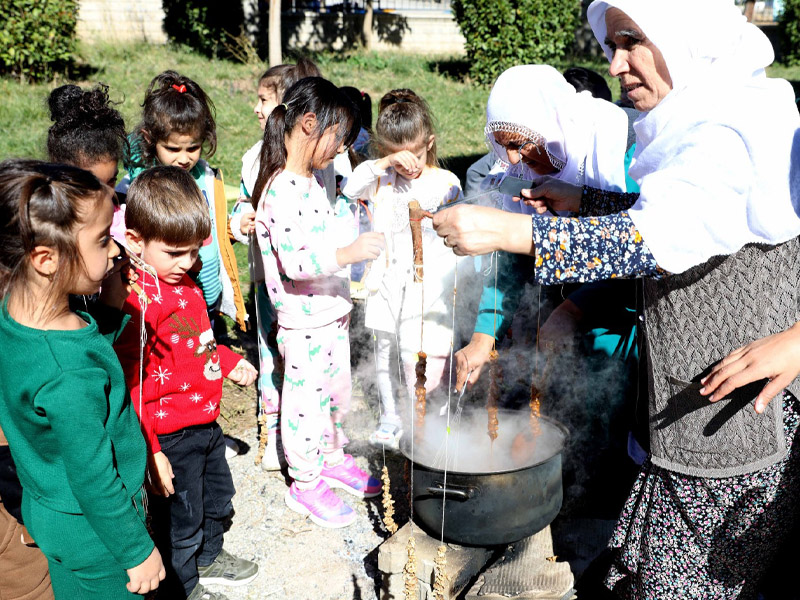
[368, 422, 402, 450]
[224, 436, 240, 459]
[260, 430, 284, 471]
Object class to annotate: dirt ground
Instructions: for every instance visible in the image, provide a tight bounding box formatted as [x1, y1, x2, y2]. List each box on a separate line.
[212, 314, 411, 600]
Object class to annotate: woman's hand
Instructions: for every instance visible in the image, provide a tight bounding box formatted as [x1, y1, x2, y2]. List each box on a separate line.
[455, 332, 496, 390]
[227, 358, 258, 387]
[432, 205, 533, 256]
[239, 212, 256, 236]
[337, 232, 385, 266]
[519, 176, 582, 214]
[126, 546, 166, 595]
[538, 299, 583, 353]
[377, 151, 422, 178]
[147, 451, 175, 497]
[700, 323, 800, 413]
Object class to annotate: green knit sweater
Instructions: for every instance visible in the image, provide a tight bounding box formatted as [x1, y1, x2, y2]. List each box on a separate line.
[0, 300, 153, 568]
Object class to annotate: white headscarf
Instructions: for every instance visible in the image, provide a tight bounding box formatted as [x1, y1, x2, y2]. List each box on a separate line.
[588, 0, 800, 273]
[485, 65, 630, 207]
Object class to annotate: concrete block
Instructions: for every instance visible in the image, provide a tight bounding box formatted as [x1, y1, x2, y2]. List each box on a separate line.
[379, 522, 492, 600]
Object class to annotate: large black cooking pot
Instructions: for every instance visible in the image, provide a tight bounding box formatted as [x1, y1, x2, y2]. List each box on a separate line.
[400, 410, 568, 546]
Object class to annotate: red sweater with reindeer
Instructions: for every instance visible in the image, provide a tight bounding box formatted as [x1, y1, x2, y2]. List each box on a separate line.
[114, 274, 241, 453]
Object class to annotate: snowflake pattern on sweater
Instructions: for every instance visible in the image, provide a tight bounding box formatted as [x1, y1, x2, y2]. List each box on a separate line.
[114, 274, 242, 453]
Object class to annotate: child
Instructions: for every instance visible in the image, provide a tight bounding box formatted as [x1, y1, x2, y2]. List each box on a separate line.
[342, 89, 462, 448]
[47, 83, 128, 239]
[124, 70, 247, 333]
[0, 159, 165, 598]
[114, 166, 259, 600]
[229, 58, 321, 471]
[252, 77, 385, 528]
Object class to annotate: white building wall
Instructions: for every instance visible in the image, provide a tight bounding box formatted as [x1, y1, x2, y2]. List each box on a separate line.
[76, 0, 167, 44]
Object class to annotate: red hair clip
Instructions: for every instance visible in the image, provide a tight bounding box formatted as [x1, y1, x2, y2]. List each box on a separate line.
[172, 84, 187, 93]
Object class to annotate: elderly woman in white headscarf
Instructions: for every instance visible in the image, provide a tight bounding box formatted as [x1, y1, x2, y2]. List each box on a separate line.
[457, 64, 637, 387]
[434, 1, 800, 597]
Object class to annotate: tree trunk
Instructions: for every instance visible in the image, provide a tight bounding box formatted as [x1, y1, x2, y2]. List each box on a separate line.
[268, 0, 282, 66]
[361, 0, 374, 50]
[744, 0, 756, 21]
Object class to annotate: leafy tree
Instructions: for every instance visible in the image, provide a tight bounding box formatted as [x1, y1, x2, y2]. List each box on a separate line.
[451, 0, 581, 85]
[778, 0, 800, 65]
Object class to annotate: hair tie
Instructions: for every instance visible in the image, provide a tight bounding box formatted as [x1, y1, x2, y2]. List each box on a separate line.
[360, 91, 365, 98]
[280, 103, 288, 110]
[172, 84, 187, 93]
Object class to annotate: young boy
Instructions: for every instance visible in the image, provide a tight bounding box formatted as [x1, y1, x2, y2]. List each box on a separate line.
[115, 166, 259, 600]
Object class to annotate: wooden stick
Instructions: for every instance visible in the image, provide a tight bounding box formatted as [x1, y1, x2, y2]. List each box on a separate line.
[409, 200, 424, 283]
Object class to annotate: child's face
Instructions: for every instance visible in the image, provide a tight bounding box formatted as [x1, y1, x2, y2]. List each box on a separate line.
[311, 126, 346, 170]
[254, 84, 279, 131]
[138, 240, 201, 285]
[74, 192, 119, 294]
[85, 157, 119, 188]
[155, 132, 202, 171]
[388, 135, 435, 180]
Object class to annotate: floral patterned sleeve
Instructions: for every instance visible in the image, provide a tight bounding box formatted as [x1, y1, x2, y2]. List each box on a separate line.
[532, 211, 665, 285]
[579, 186, 640, 217]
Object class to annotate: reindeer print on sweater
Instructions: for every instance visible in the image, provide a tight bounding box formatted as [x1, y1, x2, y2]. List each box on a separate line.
[114, 275, 243, 453]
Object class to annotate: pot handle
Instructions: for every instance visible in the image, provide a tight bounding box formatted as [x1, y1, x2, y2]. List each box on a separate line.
[426, 484, 474, 501]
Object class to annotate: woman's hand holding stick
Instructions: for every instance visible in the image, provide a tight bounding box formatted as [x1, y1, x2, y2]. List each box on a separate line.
[519, 176, 582, 215]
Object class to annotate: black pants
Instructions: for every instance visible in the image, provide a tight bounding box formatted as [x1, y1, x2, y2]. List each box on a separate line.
[150, 422, 235, 598]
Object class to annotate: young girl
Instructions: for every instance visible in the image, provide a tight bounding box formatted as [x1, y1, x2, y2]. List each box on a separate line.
[229, 58, 322, 471]
[342, 89, 462, 447]
[124, 70, 246, 332]
[0, 160, 164, 598]
[47, 83, 128, 240]
[252, 77, 385, 528]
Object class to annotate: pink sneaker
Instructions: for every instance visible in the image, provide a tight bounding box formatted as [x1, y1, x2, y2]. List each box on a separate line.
[284, 480, 356, 528]
[321, 454, 382, 498]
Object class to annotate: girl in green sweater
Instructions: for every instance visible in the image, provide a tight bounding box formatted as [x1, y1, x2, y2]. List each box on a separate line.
[0, 160, 165, 598]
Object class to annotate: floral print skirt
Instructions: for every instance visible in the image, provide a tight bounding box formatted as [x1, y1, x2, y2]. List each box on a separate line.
[605, 392, 800, 599]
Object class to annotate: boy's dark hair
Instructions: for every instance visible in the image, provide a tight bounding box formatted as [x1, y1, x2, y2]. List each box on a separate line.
[133, 70, 217, 168]
[373, 88, 437, 166]
[47, 84, 128, 167]
[0, 159, 108, 309]
[258, 57, 321, 102]
[251, 77, 360, 208]
[562, 67, 612, 102]
[125, 166, 211, 245]
[339, 86, 372, 132]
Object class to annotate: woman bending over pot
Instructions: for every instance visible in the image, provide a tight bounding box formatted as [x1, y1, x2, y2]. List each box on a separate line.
[434, 1, 800, 597]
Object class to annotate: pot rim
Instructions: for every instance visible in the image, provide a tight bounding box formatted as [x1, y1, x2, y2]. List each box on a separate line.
[399, 413, 570, 476]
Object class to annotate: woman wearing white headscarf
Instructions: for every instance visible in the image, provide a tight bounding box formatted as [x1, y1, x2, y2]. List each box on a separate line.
[457, 64, 637, 386]
[434, 1, 800, 597]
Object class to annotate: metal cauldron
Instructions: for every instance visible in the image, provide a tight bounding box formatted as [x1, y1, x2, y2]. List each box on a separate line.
[400, 409, 568, 546]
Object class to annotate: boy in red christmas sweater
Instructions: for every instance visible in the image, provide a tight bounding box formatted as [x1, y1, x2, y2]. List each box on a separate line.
[115, 167, 259, 600]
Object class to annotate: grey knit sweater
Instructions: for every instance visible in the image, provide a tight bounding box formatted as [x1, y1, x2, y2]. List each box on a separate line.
[643, 238, 800, 477]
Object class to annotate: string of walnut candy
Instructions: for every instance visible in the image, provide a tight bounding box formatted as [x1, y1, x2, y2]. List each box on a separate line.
[381, 466, 398, 534]
[487, 349, 501, 443]
[409, 200, 428, 441]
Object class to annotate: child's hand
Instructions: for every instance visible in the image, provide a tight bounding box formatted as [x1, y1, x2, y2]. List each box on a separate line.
[227, 358, 257, 386]
[379, 151, 422, 178]
[126, 546, 166, 594]
[240, 212, 256, 236]
[99, 257, 136, 310]
[336, 232, 385, 267]
[147, 451, 175, 497]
